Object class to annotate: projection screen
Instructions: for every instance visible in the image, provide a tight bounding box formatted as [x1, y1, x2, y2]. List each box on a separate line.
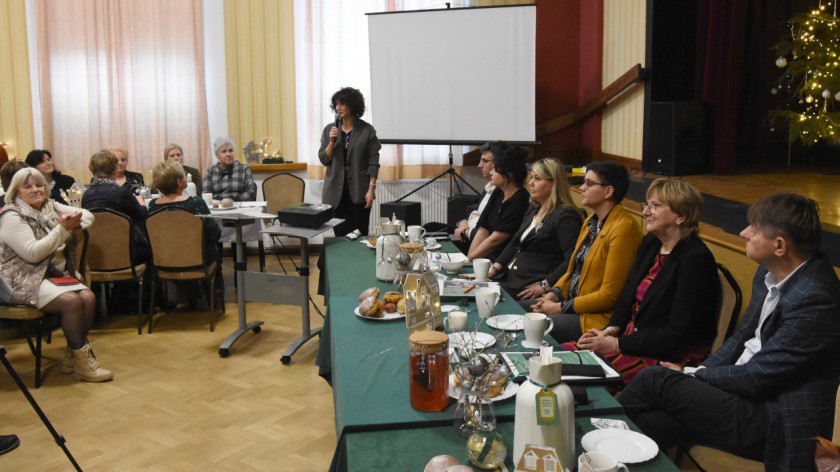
[367, 5, 536, 144]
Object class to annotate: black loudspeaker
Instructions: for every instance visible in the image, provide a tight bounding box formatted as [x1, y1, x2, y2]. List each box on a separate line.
[380, 201, 421, 226]
[446, 195, 482, 227]
[644, 101, 711, 176]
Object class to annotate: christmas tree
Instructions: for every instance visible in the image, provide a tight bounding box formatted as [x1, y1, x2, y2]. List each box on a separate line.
[770, 1, 840, 146]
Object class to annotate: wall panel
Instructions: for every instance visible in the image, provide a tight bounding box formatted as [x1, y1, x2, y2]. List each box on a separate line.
[601, 0, 645, 161]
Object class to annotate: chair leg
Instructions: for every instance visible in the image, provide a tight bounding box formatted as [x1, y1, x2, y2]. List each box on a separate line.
[136, 279, 144, 335]
[148, 277, 157, 334]
[34, 318, 43, 388]
[258, 240, 265, 272]
[208, 276, 216, 332]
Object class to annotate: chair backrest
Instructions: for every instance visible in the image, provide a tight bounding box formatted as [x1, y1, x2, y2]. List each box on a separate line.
[262, 172, 305, 215]
[712, 263, 742, 352]
[834, 384, 840, 443]
[145, 207, 206, 272]
[69, 228, 88, 284]
[87, 209, 134, 271]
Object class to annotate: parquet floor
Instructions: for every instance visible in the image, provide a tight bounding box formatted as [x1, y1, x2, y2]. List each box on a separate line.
[0, 254, 335, 472]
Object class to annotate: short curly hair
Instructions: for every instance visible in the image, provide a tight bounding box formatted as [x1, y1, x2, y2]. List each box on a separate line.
[488, 141, 527, 188]
[152, 161, 185, 195]
[330, 87, 366, 118]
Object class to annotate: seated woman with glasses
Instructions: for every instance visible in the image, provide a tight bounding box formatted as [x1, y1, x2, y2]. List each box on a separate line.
[570, 178, 720, 386]
[148, 161, 221, 264]
[530, 161, 644, 342]
[466, 141, 530, 261]
[487, 157, 584, 301]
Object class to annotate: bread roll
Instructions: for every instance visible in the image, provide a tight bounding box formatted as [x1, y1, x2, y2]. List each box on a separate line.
[358, 287, 380, 303]
[221, 197, 234, 208]
[383, 291, 403, 305]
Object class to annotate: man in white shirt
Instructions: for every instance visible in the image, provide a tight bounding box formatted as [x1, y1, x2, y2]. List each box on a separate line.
[453, 142, 495, 247]
[619, 193, 840, 472]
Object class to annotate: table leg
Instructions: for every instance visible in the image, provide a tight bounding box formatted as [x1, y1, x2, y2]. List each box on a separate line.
[218, 222, 264, 357]
[280, 238, 322, 364]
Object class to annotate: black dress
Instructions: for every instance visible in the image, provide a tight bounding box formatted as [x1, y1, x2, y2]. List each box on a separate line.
[473, 187, 530, 261]
[49, 173, 76, 205]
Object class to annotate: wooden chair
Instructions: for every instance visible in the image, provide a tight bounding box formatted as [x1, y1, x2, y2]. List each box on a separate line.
[261, 173, 305, 271]
[145, 207, 223, 333]
[0, 232, 85, 388]
[711, 263, 742, 352]
[675, 263, 759, 471]
[0, 304, 56, 388]
[86, 209, 147, 333]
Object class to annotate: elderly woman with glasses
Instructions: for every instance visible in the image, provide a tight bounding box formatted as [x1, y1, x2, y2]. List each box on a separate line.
[487, 157, 584, 301]
[531, 161, 644, 342]
[572, 178, 720, 386]
[202, 137, 256, 202]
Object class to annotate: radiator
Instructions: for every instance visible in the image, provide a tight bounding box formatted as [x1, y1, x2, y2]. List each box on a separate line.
[373, 179, 450, 227]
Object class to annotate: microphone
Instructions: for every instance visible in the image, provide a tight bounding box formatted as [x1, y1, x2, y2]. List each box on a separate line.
[332, 115, 340, 143]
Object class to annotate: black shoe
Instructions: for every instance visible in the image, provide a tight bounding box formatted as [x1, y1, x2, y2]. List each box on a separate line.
[0, 434, 20, 455]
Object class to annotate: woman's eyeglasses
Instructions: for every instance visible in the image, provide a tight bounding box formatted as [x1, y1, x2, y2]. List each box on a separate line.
[641, 201, 667, 213]
[581, 179, 608, 188]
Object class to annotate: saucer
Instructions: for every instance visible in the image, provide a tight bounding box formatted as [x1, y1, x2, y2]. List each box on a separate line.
[521, 339, 545, 349]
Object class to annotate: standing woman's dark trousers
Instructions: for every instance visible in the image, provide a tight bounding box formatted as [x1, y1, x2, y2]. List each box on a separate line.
[333, 180, 371, 237]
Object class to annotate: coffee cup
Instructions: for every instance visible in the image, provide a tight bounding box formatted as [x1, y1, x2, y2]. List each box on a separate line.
[407, 225, 426, 242]
[424, 237, 437, 247]
[523, 312, 554, 348]
[202, 192, 213, 206]
[578, 452, 628, 472]
[474, 288, 499, 319]
[473, 258, 491, 282]
[445, 311, 468, 331]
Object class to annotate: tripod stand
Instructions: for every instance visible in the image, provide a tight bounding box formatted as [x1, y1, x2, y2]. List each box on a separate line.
[0, 346, 82, 471]
[395, 146, 481, 202]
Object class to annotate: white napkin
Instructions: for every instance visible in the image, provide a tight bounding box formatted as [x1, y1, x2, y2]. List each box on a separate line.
[590, 418, 629, 430]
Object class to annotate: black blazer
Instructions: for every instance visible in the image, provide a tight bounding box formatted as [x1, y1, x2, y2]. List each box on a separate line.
[610, 233, 719, 358]
[494, 204, 583, 294]
[50, 173, 76, 204]
[318, 118, 381, 207]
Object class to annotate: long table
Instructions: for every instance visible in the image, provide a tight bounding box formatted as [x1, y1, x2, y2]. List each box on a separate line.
[315, 238, 677, 472]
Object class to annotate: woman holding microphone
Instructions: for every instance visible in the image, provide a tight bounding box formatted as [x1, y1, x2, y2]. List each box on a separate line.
[318, 87, 381, 236]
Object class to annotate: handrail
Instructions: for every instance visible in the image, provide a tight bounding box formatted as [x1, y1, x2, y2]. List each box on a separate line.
[536, 63, 646, 138]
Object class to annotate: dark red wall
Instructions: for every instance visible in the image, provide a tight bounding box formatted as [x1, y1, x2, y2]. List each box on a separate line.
[535, 0, 603, 152]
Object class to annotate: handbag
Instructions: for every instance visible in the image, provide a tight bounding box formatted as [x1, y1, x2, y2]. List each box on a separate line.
[816, 436, 840, 472]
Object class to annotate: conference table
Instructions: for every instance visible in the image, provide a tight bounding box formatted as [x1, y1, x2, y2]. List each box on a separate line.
[315, 238, 678, 472]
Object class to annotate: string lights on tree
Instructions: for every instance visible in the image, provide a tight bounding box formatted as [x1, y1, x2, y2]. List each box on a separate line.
[769, 1, 840, 145]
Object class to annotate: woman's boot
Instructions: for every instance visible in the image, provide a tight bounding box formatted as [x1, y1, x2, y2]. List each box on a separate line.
[71, 343, 113, 382]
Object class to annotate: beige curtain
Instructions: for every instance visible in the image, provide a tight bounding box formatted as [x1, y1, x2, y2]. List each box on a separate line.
[34, 0, 210, 178]
[222, 0, 296, 167]
[0, 0, 35, 161]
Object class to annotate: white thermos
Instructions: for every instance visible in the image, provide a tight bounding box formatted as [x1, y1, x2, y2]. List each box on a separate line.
[185, 172, 197, 197]
[513, 348, 575, 471]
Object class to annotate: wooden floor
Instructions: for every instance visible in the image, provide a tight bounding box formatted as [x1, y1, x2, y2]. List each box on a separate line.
[0, 255, 335, 471]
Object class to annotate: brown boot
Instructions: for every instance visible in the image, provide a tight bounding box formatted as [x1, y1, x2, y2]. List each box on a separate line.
[71, 344, 113, 382]
[61, 348, 73, 374]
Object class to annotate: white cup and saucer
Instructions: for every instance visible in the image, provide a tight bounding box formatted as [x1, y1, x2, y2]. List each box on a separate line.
[521, 312, 554, 349]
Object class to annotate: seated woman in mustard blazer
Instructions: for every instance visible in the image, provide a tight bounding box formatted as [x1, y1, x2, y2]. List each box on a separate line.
[531, 161, 643, 342]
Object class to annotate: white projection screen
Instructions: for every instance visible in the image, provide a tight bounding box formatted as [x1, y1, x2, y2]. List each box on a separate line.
[367, 5, 536, 144]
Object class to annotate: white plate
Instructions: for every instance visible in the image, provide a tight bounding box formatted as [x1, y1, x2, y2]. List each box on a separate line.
[449, 332, 496, 351]
[440, 305, 460, 313]
[353, 306, 405, 322]
[211, 203, 241, 211]
[581, 429, 659, 464]
[448, 374, 519, 403]
[425, 243, 441, 251]
[486, 314, 524, 331]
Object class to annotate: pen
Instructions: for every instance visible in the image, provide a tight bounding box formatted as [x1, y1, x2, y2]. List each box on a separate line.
[464, 284, 476, 294]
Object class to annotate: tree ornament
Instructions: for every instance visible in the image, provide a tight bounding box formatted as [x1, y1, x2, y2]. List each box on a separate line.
[823, 89, 832, 98]
[806, 95, 814, 103]
[834, 91, 840, 101]
[776, 56, 788, 68]
[771, 87, 779, 95]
